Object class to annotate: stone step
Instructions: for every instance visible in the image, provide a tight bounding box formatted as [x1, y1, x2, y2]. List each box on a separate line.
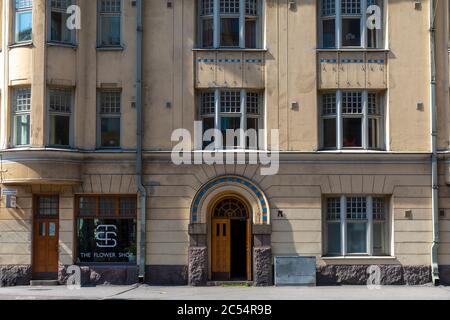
[207, 281, 254, 287]
[30, 280, 59, 286]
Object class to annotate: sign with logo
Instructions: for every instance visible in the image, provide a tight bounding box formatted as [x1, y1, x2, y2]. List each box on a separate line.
[95, 225, 118, 248]
[2, 189, 17, 196]
[77, 219, 137, 263]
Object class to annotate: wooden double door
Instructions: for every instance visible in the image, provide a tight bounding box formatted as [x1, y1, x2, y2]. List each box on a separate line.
[32, 196, 59, 279]
[211, 198, 252, 281]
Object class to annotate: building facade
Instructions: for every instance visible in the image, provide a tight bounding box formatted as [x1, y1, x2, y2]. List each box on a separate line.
[1, 0, 450, 286]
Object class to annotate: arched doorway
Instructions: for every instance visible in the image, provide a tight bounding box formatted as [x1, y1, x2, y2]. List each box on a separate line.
[210, 196, 252, 281]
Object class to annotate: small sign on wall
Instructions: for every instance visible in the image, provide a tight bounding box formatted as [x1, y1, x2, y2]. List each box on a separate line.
[2, 189, 18, 209]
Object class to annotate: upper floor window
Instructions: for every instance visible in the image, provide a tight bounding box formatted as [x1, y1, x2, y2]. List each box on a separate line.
[199, 89, 262, 149]
[14, 0, 33, 43]
[48, 88, 73, 147]
[325, 196, 390, 256]
[98, 90, 121, 148]
[199, 0, 262, 49]
[12, 87, 31, 146]
[320, 90, 384, 150]
[319, 0, 384, 49]
[98, 0, 121, 47]
[49, 0, 75, 44]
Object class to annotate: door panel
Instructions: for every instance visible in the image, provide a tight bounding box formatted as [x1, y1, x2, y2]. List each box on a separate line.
[33, 219, 59, 274]
[212, 219, 230, 279]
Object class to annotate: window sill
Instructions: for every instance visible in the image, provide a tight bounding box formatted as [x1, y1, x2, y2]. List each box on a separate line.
[317, 149, 387, 153]
[8, 41, 33, 49]
[96, 46, 124, 51]
[47, 42, 77, 49]
[316, 48, 389, 53]
[193, 47, 267, 52]
[321, 256, 397, 261]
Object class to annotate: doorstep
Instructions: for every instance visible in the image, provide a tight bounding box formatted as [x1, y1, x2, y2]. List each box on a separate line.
[30, 280, 59, 286]
[207, 281, 254, 287]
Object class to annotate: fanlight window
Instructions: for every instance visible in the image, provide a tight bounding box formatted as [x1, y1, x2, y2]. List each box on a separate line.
[213, 198, 248, 219]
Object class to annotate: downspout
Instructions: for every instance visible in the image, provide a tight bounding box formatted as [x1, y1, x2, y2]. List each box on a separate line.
[430, 0, 440, 286]
[136, 0, 147, 282]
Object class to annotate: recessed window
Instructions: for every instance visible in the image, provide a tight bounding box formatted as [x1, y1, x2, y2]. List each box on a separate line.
[14, 0, 33, 43]
[98, 90, 121, 148]
[11, 87, 31, 146]
[98, 0, 121, 47]
[320, 91, 384, 150]
[319, 0, 384, 48]
[49, 0, 75, 44]
[48, 88, 73, 147]
[325, 196, 389, 256]
[199, 89, 262, 149]
[199, 0, 261, 49]
[76, 195, 137, 264]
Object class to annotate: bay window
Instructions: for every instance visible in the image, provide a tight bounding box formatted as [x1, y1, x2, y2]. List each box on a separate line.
[12, 87, 31, 146]
[49, 0, 75, 44]
[319, 0, 384, 49]
[199, 0, 262, 49]
[320, 90, 384, 150]
[199, 89, 262, 149]
[325, 196, 390, 256]
[14, 0, 33, 43]
[48, 88, 73, 147]
[76, 195, 137, 264]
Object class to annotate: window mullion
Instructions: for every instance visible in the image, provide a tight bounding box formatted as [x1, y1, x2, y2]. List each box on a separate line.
[363, 90, 368, 149]
[240, 89, 247, 148]
[213, 0, 220, 48]
[239, 0, 245, 48]
[340, 195, 346, 256]
[367, 196, 374, 256]
[335, 0, 341, 48]
[214, 89, 221, 149]
[336, 90, 343, 149]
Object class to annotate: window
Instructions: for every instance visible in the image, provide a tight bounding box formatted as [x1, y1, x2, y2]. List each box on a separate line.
[49, 0, 75, 44]
[199, 0, 261, 49]
[319, 0, 384, 48]
[76, 195, 137, 264]
[325, 196, 389, 256]
[98, 90, 121, 148]
[320, 91, 384, 150]
[199, 89, 262, 149]
[98, 0, 121, 47]
[14, 0, 33, 43]
[12, 87, 31, 146]
[48, 88, 73, 147]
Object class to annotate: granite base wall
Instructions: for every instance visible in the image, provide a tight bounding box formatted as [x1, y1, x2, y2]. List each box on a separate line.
[0, 265, 32, 287]
[317, 265, 432, 286]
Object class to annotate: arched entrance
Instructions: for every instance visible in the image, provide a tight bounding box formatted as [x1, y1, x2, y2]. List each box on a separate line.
[210, 196, 252, 281]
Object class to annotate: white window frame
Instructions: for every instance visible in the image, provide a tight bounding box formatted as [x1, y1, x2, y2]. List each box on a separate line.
[97, 0, 122, 48]
[97, 89, 122, 149]
[14, 0, 33, 44]
[11, 86, 32, 147]
[199, 88, 263, 150]
[198, 0, 263, 49]
[319, 90, 385, 150]
[48, 0, 76, 45]
[47, 87, 74, 148]
[319, 0, 384, 49]
[324, 195, 390, 257]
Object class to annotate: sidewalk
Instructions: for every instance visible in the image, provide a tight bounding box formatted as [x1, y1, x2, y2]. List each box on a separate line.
[0, 284, 450, 300]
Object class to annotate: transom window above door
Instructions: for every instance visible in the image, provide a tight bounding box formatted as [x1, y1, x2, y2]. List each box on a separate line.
[199, 0, 262, 49]
[319, 0, 384, 49]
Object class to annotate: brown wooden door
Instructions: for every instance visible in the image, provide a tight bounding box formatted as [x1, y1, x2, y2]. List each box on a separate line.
[212, 219, 230, 279]
[246, 219, 252, 281]
[33, 196, 59, 275]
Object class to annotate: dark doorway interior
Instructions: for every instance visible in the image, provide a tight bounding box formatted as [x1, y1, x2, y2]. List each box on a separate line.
[230, 219, 247, 279]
